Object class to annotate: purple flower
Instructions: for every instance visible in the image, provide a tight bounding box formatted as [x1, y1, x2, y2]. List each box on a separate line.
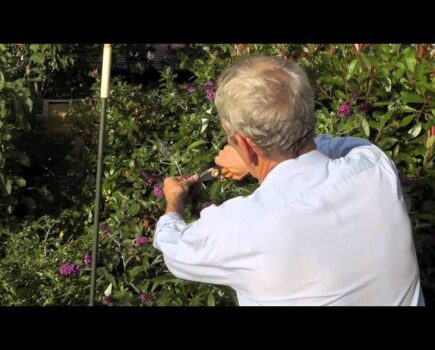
[58, 263, 81, 277]
[103, 295, 116, 306]
[201, 202, 212, 210]
[337, 102, 353, 117]
[133, 236, 151, 246]
[186, 83, 196, 93]
[140, 170, 160, 185]
[83, 252, 92, 267]
[148, 175, 160, 184]
[358, 102, 373, 114]
[138, 293, 155, 304]
[203, 81, 216, 101]
[101, 224, 111, 237]
[206, 91, 215, 101]
[153, 184, 164, 199]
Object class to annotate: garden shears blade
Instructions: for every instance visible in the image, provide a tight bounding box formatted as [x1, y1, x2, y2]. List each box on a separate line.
[198, 166, 226, 183]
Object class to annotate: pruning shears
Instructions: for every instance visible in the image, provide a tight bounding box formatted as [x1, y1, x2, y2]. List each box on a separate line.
[155, 166, 227, 193]
[197, 166, 227, 183]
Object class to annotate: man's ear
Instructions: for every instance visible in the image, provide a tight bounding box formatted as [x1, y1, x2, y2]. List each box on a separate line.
[234, 133, 259, 166]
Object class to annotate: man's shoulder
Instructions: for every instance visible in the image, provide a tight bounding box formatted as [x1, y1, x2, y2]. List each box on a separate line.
[333, 143, 387, 174]
[328, 144, 402, 204]
[345, 143, 399, 176]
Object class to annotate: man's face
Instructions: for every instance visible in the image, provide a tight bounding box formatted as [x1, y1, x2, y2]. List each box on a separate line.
[221, 122, 257, 176]
[227, 132, 259, 179]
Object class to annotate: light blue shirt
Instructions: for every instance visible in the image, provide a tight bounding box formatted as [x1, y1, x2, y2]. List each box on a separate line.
[153, 135, 425, 306]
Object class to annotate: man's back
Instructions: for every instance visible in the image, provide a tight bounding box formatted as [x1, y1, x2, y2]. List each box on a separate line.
[154, 136, 424, 306]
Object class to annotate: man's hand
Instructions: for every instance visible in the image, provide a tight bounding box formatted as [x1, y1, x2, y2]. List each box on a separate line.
[215, 145, 250, 180]
[163, 174, 199, 215]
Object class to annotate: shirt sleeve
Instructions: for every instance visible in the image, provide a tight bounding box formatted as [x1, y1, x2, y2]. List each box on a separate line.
[153, 211, 232, 286]
[314, 134, 373, 159]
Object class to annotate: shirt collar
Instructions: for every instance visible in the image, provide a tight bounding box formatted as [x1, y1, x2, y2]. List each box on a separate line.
[260, 149, 330, 188]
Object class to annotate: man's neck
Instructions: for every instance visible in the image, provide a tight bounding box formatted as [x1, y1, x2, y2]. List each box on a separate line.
[257, 140, 316, 184]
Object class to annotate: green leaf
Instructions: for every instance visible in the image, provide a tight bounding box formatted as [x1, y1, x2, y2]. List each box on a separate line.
[15, 178, 26, 187]
[399, 114, 415, 127]
[37, 186, 53, 202]
[207, 292, 215, 306]
[25, 98, 33, 112]
[360, 115, 370, 137]
[141, 280, 151, 293]
[401, 93, 424, 104]
[379, 109, 394, 130]
[200, 118, 209, 134]
[21, 195, 36, 210]
[5, 178, 12, 194]
[393, 144, 400, 158]
[187, 140, 207, 151]
[400, 105, 417, 113]
[405, 55, 416, 73]
[154, 274, 177, 284]
[30, 53, 44, 64]
[1, 134, 11, 141]
[417, 81, 435, 94]
[416, 213, 435, 223]
[346, 59, 359, 80]
[151, 274, 179, 292]
[18, 154, 30, 167]
[104, 283, 113, 297]
[128, 203, 141, 217]
[394, 64, 405, 80]
[359, 53, 372, 71]
[0, 71, 5, 91]
[334, 90, 347, 100]
[384, 77, 392, 92]
[98, 267, 117, 289]
[0, 99, 6, 118]
[129, 266, 146, 278]
[142, 256, 150, 269]
[408, 122, 422, 139]
[368, 120, 378, 130]
[377, 137, 398, 150]
[373, 102, 392, 107]
[396, 153, 415, 174]
[318, 75, 343, 86]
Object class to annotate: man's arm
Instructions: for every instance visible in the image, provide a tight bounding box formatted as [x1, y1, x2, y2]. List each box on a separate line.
[153, 174, 232, 286]
[153, 211, 232, 286]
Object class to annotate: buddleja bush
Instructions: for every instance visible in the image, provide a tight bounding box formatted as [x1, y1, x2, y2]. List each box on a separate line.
[0, 44, 76, 227]
[1, 44, 434, 306]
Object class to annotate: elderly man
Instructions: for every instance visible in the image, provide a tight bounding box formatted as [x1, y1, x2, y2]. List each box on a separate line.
[153, 56, 424, 306]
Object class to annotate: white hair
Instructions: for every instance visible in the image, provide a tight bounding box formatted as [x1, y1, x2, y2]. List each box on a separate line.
[215, 56, 316, 158]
